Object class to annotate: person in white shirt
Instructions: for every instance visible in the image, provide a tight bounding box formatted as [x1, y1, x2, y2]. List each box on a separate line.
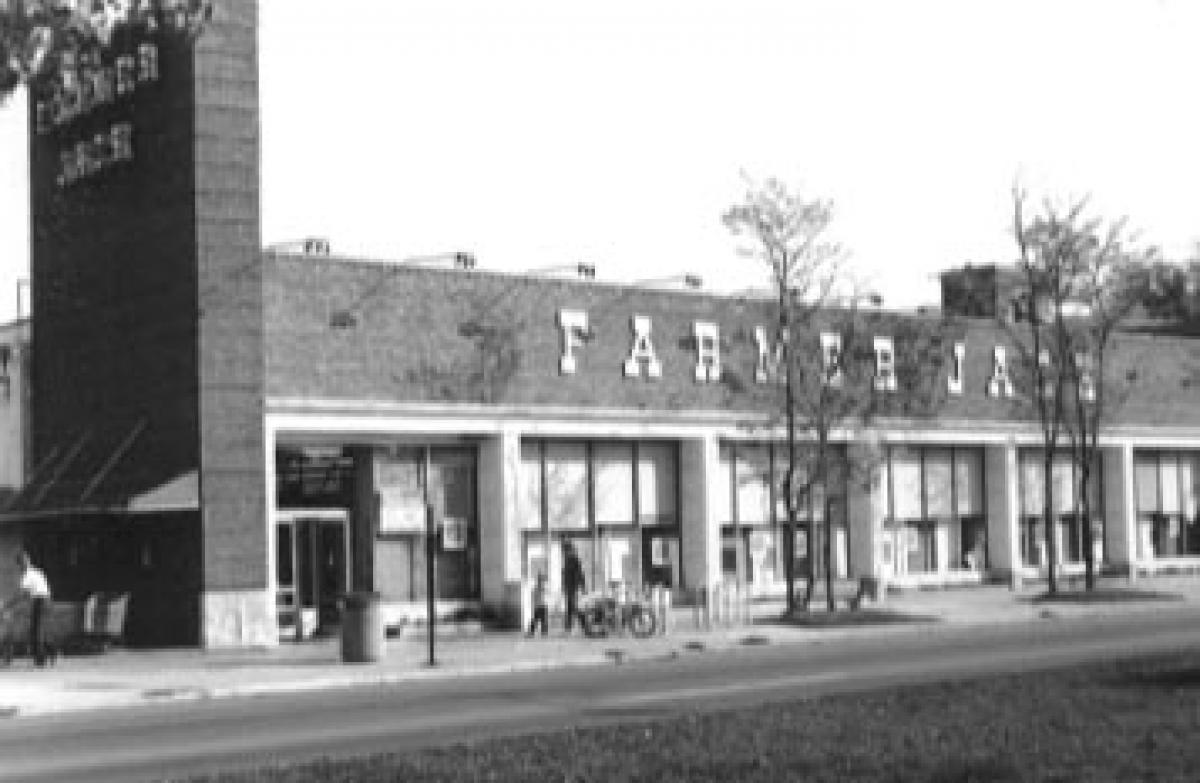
[4, 551, 52, 666]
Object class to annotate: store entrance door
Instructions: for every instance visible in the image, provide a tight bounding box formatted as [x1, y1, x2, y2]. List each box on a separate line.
[276, 511, 350, 640]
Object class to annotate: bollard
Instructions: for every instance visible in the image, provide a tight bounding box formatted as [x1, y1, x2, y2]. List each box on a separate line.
[707, 582, 720, 628]
[721, 581, 734, 627]
[692, 586, 704, 629]
[661, 587, 672, 635]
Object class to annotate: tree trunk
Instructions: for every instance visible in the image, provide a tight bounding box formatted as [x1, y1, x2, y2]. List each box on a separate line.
[1042, 452, 1059, 594]
[784, 518, 796, 614]
[783, 318, 798, 616]
[802, 518, 815, 611]
[1079, 462, 1096, 591]
[824, 494, 835, 613]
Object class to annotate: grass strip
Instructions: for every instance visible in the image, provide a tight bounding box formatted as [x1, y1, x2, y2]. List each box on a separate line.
[179, 647, 1200, 782]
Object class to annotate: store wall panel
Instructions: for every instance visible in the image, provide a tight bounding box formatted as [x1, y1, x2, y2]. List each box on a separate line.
[984, 444, 1018, 578]
[680, 435, 720, 590]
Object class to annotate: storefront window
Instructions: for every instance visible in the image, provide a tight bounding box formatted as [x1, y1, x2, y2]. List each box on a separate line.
[519, 442, 543, 531]
[1135, 451, 1200, 559]
[884, 445, 986, 575]
[546, 442, 588, 530]
[890, 447, 924, 521]
[372, 445, 480, 603]
[520, 439, 680, 591]
[594, 443, 634, 525]
[1020, 518, 1044, 566]
[644, 534, 680, 588]
[601, 531, 638, 586]
[735, 445, 772, 524]
[924, 448, 953, 518]
[955, 449, 984, 517]
[774, 459, 826, 522]
[905, 522, 937, 573]
[720, 527, 783, 589]
[721, 442, 846, 586]
[716, 445, 734, 523]
[638, 442, 677, 525]
[1019, 451, 1104, 567]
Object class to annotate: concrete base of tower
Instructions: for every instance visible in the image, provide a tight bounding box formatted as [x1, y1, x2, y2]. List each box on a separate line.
[201, 588, 278, 648]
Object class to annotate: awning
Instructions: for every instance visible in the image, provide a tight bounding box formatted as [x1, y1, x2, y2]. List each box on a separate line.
[3, 417, 200, 520]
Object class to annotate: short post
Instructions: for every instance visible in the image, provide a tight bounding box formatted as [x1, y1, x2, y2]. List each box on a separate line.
[660, 587, 672, 635]
[426, 503, 438, 667]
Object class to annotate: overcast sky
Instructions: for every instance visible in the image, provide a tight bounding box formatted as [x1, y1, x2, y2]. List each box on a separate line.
[1, 0, 1198, 322]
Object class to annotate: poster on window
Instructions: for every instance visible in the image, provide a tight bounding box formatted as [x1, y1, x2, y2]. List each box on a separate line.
[650, 537, 669, 567]
[441, 517, 467, 550]
[793, 529, 808, 559]
[606, 537, 630, 582]
[376, 454, 427, 533]
[379, 501, 427, 533]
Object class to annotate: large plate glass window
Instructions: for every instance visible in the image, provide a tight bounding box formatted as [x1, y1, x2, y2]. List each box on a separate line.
[520, 439, 681, 595]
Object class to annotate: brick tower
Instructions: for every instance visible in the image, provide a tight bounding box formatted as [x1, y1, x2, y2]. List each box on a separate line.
[24, 0, 266, 647]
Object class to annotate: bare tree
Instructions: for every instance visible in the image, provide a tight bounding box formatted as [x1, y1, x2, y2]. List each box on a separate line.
[1008, 190, 1150, 591]
[725, 177, 951, 613]
[1055, 210, 1150, 589]
[1, 0, 212, 102]
[723, 176, 839, 614]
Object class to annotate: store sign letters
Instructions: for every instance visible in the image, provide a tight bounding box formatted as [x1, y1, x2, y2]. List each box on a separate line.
[35, 43, 161, 187]
[555, 308, 1090, 399]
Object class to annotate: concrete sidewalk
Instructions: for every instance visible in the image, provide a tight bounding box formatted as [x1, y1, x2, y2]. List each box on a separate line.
[3, 576, 1198, 719]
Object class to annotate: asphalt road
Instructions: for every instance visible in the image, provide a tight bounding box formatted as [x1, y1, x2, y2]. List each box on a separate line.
[3, 608, 1200, 783]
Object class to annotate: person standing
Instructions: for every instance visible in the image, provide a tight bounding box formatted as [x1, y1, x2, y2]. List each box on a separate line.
[4, 551, 52, 666]
[561, 541, 585, 634]
[526, 573, 549, 637]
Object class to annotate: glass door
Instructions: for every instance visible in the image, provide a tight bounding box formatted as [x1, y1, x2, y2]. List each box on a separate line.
[276, 511, 350, 640]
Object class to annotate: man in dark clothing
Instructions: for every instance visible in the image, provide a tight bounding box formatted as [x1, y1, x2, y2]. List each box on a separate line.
[561, 541, 586, 633]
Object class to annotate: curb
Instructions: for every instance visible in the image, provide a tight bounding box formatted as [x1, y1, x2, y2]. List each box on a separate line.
[3, 596, 1198, 719]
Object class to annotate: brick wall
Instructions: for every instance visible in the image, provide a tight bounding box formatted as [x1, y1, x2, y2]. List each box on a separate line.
[265, 254, 1200, 430]
[193, 0, 265, 593]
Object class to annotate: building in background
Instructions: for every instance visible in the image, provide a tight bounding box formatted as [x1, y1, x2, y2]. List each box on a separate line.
[0, 316, 30, 597]
[1, 0, 1197, 648]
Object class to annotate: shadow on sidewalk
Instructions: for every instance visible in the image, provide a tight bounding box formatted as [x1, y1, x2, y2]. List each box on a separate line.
[754, 608, 942, 628]
[1025, 588, 1184, 605]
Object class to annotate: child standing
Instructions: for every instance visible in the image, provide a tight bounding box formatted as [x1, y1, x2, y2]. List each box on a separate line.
[527, 573, 549, 637]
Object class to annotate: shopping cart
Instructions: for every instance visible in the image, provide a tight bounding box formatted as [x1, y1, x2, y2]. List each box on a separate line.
[0, 603, 61, 666]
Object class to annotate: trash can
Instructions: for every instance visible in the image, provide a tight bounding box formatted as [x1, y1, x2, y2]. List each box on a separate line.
[340, 591, 383, 663]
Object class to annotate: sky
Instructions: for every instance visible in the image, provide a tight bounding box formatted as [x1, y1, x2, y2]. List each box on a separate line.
[1, 0, 1198, 322]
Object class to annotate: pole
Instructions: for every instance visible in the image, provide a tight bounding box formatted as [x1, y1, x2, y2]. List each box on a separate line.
[426, 502, 437, 667]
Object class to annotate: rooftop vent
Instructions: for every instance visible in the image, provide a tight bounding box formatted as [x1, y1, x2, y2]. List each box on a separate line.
[527, 263, 596, 280]
[635, 274, 703, 290]
[267, 237, 331, 256]
[405, 252, 476, 270]
[303, 237, 331, 256]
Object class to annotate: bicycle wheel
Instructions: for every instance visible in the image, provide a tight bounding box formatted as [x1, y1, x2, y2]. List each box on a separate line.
[628, 607, 657, 638]
[581, 607, 608, 638]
